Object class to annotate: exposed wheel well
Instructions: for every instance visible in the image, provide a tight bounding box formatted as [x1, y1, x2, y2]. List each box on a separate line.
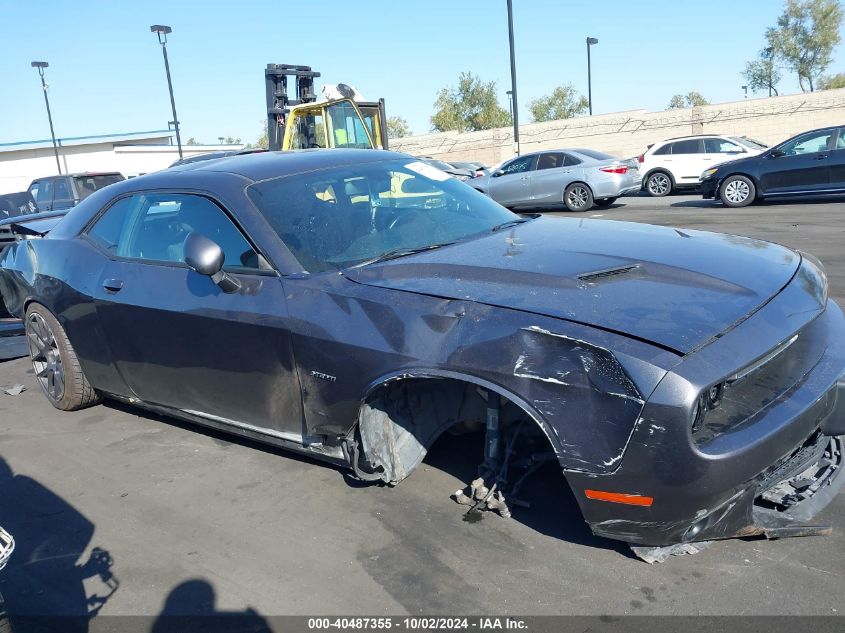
[355, 376, 558, 485]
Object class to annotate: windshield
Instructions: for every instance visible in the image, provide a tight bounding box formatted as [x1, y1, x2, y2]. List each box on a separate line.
[247, 159, 517, 272]
[731, 136, 768, 150]
[73, 174, 124, 200]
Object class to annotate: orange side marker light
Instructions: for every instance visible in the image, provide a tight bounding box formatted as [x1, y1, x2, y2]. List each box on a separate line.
[585, 489, 653, 507]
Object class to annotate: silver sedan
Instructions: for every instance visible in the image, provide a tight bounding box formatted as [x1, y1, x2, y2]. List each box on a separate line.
[472, 149, 640, 211]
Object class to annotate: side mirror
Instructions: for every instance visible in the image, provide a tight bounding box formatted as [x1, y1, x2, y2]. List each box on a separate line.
[491, 169, 504, 178]
[769, 149, 786, 159]
[183, 232, 241, 293]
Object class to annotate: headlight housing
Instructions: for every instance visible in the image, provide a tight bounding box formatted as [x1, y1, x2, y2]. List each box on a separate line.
[700, 167, 719, 181]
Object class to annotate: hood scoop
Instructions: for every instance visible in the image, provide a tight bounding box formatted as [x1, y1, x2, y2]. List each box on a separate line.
[578, 264, 640, 283]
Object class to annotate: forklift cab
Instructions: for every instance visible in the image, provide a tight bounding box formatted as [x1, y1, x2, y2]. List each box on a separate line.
[283, 98, 387, 151]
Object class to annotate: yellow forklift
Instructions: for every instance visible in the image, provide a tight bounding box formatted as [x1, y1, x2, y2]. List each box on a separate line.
[266, 64, 388, 151]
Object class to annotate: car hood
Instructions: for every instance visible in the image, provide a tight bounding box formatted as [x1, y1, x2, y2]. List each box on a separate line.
[344, 217, 800, 354]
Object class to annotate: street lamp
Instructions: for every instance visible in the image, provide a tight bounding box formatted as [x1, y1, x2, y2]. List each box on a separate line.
[31, 61, 61, 174]
[150, 24, 183, 159]
[506, 90, 514, 123]
[506, 0, 520, 155]
[586, 37, 599, 116]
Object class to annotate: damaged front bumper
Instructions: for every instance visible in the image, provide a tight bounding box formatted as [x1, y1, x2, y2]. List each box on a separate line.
[565, 292, 845, 551]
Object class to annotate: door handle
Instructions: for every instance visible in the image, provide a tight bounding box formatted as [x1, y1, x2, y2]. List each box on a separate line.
[103, 278, 124, 293]
[814, 154, 830, 160]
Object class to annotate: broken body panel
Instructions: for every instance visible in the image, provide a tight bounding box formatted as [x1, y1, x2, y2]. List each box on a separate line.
[0, 150, 842, 551]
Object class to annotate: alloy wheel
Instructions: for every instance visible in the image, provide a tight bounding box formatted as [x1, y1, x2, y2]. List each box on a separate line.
[567, 186, 590, 210]
[648, 174, 670, 196]
[26, 312, 65, 401]
[724, 179, 750, 204]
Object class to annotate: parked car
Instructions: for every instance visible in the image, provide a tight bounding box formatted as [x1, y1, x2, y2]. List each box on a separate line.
[472, 149, 640, 211]
[701, 125, 845, 207]
[1, 150, 842, 559]
[639, 135, 768, 197]
[0, 191, 38, 220]
[28, 172, 125, 212]
[419, 158, 475, 181]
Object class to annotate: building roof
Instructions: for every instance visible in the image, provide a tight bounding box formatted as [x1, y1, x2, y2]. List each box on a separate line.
[0, 130, 174, 153]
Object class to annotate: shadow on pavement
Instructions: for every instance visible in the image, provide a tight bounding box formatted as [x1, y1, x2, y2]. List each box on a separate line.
[151, 579, 272, 633]
[0, 456, 118, 632]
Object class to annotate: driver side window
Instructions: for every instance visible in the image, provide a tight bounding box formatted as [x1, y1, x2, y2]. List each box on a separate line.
[781, 131, 833, 155]
[86, 193, 260, 271]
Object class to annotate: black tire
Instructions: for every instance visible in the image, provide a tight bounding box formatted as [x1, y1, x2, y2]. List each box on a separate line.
[593, 197, 618, 208]
[564, 183, 594, 212]
[719, 175, 756, 208]
[24, 303, 101, 411]
[645, 171, 673, 197]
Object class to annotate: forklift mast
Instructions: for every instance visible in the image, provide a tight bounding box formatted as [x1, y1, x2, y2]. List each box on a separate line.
[265, 64, 320, 151]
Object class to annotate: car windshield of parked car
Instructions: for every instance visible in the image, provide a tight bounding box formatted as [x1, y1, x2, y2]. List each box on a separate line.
[732, 136, 768, 150]
[73, 174, 124, 200]
[246, 159, 518, 272]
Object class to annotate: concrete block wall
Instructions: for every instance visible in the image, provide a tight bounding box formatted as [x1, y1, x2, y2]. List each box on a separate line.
[391, 88, 845, 165]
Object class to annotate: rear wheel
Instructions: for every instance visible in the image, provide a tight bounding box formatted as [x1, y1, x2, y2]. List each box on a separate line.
[645, 172, 672, 197]
[719, 175, 755, 208]
[593, 197, 618, 208]
[25, 304, 101, 411]
[564, 183, 593, 212]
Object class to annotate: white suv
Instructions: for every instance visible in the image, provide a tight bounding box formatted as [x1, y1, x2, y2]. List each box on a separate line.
[638, 135, 768, 196]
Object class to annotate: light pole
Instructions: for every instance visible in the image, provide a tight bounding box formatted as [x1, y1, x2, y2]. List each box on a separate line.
[506, 90, 514, 123]
[764, 46, 776, 97]
[742, 85, 748, 99]
[586, 37, 598, 116]
[506, 0, 520, 155]
[31, 61, 61, 174]
[150, 24, 183, 159]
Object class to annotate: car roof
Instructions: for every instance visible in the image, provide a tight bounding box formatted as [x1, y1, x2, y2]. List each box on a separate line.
[163, 148, 413, 183]
[31, 172, 122, 182]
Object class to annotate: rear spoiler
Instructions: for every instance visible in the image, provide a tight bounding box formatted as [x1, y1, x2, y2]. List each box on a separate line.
[9, 215, 65, 237]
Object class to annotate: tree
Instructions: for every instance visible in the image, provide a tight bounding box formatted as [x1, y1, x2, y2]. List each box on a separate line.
[743, 50, 782, 96]
[244, 121, 269, 150]
[527, 84, 589, 122]
[819, 72, 845, 89]
[667, 91, 710, 109]
[186, 137, 199, 145]
[222, 136, 241, 145]
[766, 0, 843, 92]
[386, 116, 411, 139]
[431, 72, 511, 133]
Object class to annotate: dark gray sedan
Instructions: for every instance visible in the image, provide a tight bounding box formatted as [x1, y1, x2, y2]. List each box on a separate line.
[473, 148, 641, 211]
[0, 150, 842, 561]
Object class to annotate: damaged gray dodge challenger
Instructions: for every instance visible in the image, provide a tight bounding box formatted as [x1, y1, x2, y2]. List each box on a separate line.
[1, 149, 843, 561]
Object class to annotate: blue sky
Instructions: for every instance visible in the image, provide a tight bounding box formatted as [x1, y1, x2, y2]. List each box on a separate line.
[2, 0, 844, 145]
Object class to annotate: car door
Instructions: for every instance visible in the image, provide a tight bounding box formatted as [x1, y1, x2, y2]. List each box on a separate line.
[758, 129, 834, 195]
[668, 139, 706, 185]
[827, 128, 845, 190]
[528, 152, 578, 205]
[51, 177, 76, 210]
[84, 191, 306, 441]
[32, 179, 53, 212]
[486, 154, 537, 206]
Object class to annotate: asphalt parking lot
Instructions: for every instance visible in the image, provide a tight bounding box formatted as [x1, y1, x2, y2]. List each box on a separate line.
[0, 193, 844, 620]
